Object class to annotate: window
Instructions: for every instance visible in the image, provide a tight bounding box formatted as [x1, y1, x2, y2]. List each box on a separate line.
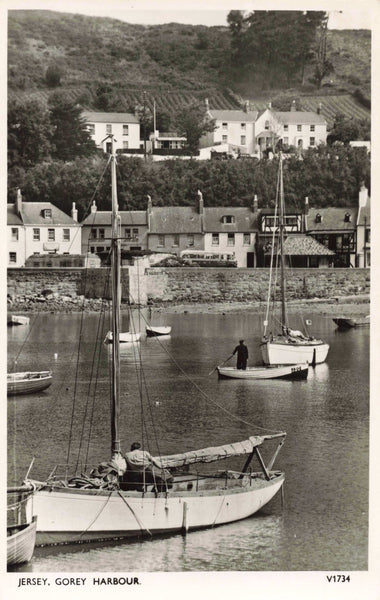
[172, 234, 179, 247]
[310, 124, 315, 132]
[123, 141, 129, 150]
[297, 124, 302, 132]
[158, 235, 165, 247]
[33, 228, 40, 241]
[125, 228, 131, 239]
[106, 124, 112, 134]
[63, 229, 70, 241]
[365, 229, 371, 243]
[11, 228, 18, 241]
[99, 228, 105, 239]
[96, 246, 104, 253]
[310, 137, 315, 146]
[212, 233, 219, 246]
[222, 122, 228, 130]
[88, 124, 95, 135]
[315, 213, 322, 224]
[240, 135, 246, 145]
[344, 212, 351, 223]
[222, 215, 235, 224]
[90, 228, 97, 239]
[283, 137, 289, 145]
[222, 135, 228, 143]
[43, 208, 52, 218]
[123, 124, 129, 135]
[227, 233, 235, 246]
[284, 124, 288, 131]
[241, 123, 246, 129]
[187, 234, 194, 247]
[133, 228, 139, 240]
[9, 252, 16, 263]
[48, 229, 55, 241]
[265, 120, 270, 130]
[243, 233, 250, 245]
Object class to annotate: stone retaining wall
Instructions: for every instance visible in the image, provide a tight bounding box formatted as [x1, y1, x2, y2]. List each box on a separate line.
[7, 267, 370, 305]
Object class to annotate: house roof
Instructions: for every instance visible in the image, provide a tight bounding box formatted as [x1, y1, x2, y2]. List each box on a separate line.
[81, 211, 147, 226]
[307, 207, 358, 231]
[283, 235, 335, 256]
[82, 111, 139, 124]
[8, 202, 79, 226]
[203, 207, 258, 232]
[274, 111, 327, 125]
[149, 207, 202, 234]
[208, 110, 258, 123]
[7, 205, 23, 226]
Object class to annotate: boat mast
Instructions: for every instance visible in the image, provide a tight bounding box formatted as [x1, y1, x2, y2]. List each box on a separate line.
[110, 136, 121, 457]
[279, 153, 287, 328]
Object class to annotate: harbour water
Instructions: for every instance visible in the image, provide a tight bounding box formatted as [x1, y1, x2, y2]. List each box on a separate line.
[7, 308, 369, 572]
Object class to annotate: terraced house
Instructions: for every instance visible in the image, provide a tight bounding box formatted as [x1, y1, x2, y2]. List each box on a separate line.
[82, 111, 140, 153]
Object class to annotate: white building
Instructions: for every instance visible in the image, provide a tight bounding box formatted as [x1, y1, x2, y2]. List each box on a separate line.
[82, 111, 140, 153]
[7, 191, 81, 267]
[202, 100, 258, 155]
[356, 184, 370, 267]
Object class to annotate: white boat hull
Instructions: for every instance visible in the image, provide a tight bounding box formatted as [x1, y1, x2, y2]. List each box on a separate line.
[30, 473, 284, 546]
[261, 340, 329, 365]
[217, 364, 308, 380]
[8, 315, 30, 326]
[7, 371, 53, 396]
[7, 516, 37, 566]
[146, 326, 172, 337]
[105, 331, 141, 343]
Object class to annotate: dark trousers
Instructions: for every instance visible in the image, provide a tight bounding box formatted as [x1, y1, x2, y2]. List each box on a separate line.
[237, 358, 247, 370]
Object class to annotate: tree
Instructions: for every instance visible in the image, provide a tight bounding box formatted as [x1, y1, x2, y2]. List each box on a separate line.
[48, 92, 97, 161]
[8, 99, 53, 171]
[45, 64, 63, 88]
[327, 113, 370, 145]
[311, 13, 334, 88]
[174, 103, 216, 155]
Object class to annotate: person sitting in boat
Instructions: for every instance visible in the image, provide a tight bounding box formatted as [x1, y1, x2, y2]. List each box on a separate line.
[233, 340, 248, 370]
[122, 442, 173, 492]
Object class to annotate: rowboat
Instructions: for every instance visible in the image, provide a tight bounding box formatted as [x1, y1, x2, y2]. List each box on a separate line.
[217, 363, 308, 380]
[104, 331, 141, 343]
[8, 315, 30, 326]
[7, 371, 53, 396]
[7, 517, 37, 567]
[146, 325, 172, 337]
[333, 315, 370, 329]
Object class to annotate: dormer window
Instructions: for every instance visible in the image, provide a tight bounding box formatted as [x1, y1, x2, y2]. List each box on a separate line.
[344, 212, 351, 223]
[315, 213, 322, 223]
[222, 215, 235, 224]
[42, 209, 52, 219]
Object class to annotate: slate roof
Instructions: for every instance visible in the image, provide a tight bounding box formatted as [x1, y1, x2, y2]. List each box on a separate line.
[149, 207, 202, 234]
[203, 207, 258, 232]
[8, 202, 79, 226]
[274, 111, 327, 125]
[7, 205, 23, 226]
[82, 111, 139, 124]
[307, 207, 358, 231]
[81, 211, 147, 226]
[209, 110, 258, 123]
[283, 235, 335, 256]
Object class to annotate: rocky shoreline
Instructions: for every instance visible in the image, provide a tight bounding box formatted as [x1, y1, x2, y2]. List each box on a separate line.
[7, 292, 370, 317]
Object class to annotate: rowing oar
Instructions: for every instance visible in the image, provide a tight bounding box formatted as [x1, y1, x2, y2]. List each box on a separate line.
[207, 354, 234, 376]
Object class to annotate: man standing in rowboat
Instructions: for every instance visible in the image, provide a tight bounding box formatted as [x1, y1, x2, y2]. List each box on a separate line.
[232, 340, 249, 370]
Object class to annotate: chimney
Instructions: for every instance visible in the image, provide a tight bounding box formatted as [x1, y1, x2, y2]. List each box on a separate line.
[291, 100, 296, 112]
[71, 202, 78, 222]
[197, 190, 204, 215]
[15, 188, 22, 216]
[253, 194, 258, 213]
[147, 194, 152, 231]
[317, 102, 322, 115]
[90, 200, 97, 214]
[304, 196, 309, 215]
[244, 100, 250, 113]
[205, 98, 209, 112]
[359, 182, 368, 208]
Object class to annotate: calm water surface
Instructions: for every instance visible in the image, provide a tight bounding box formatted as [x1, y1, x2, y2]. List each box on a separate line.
[7, 308, 369, 572]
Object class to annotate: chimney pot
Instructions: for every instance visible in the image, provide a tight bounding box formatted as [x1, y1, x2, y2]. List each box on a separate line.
[71, 202, 78, 222]
[253, 194, 258, 213]
[291, 100, 296, 112]
[197, 190, 204, 214]
[15, 188, 22, 216]
[90, 201, 97, 214]
[304, 196, 309, 215]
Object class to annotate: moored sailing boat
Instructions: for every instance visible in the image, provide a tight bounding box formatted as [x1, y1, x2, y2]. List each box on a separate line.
[18, 137, 286, 547]
[260, 155, 329, 366]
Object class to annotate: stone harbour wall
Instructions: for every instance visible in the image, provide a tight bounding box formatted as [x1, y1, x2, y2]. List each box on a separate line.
[7, 267, 370, 306]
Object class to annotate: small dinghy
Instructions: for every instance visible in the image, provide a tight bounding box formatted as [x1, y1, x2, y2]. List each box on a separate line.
[7, 517, 37, 566]
[217, 363, 308, 380]
[8, 315, 30, 326]
[333, 315, 370, 329]
[7, 371, 53, 396]
[104, 331, 141, 343]
[146, 325, 172, 337]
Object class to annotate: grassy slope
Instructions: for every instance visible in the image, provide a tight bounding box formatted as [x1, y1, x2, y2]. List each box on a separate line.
[8, 10, 370, 124]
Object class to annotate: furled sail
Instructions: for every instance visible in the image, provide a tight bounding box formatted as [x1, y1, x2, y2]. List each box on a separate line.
[155, 435, 284, 468]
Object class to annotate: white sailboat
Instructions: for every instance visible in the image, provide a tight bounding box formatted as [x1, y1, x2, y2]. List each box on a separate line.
[260, 155, 329, 366]
[17, 136, 286, 547]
